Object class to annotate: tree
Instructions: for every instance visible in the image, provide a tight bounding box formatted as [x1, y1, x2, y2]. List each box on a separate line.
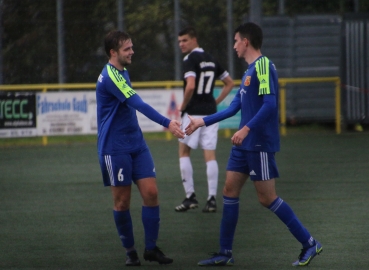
[1, 0, 368, 84]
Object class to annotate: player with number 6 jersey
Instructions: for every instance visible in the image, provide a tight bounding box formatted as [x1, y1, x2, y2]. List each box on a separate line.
[96, 30, 184, 267]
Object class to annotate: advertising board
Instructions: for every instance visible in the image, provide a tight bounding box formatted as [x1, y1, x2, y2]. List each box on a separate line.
[36, 92, 97, 136]
[0, 92, 37, 137]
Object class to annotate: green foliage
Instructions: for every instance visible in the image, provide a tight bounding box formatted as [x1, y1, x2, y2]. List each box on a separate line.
[2, 0, 57, 83]
[1, 0, 368, 84]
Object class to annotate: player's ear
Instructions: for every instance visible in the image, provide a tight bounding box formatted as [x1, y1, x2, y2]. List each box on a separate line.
[110, 49, 116, 57]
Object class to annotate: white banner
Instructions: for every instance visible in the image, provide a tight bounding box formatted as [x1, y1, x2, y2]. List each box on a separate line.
[5, 88, 239, 138]
[135, 89, 183, 132]
[31, 88, 240, 138]
[35, 89, 184, 136]
[36, 92, 97, 136]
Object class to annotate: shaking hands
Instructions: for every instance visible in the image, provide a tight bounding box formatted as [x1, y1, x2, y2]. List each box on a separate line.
[168, 120, 185, 139]
[184, 115, 205, 136]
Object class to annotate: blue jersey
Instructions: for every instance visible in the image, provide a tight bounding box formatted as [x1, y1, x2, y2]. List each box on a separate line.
[204, 55, 280, 152]
[96, 64, 146, 155]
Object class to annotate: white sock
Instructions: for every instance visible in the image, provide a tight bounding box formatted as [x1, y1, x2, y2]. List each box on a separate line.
[206, 160, 218, 200]
[179, 157, 194, 198]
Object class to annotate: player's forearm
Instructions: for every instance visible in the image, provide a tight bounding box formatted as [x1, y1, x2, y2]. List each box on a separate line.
[215, 76, 234, 105]
[215, 85, 233, 105]
[204, 99, 240, 126]
[127, 94, 170, 128]
[139, 104, 170, 128]
[246, 94, 276, 129]
[180, 87, 195, 111]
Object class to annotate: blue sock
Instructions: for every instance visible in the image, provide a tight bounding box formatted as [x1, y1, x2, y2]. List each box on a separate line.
[113, 210, 134, 249]
[219, 196, 239, 256]
[142, 205, 160, 250]
[268, 197, 314, 248]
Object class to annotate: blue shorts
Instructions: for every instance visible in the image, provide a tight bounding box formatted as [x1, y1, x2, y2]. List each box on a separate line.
[226, 147, 279, 181]
[98, 145, 156, 186]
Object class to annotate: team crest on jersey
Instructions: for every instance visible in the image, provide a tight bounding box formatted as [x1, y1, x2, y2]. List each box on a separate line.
[244, 76, 251, 86]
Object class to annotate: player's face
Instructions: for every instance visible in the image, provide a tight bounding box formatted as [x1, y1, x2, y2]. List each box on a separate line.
[114, 39, 134, 68]
[178, 34, 197, 54]
[233, 33, 247, 59]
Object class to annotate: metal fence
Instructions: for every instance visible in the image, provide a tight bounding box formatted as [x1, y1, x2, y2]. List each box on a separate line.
[262, 15, 342, 123]
[341, 13, 369, 124]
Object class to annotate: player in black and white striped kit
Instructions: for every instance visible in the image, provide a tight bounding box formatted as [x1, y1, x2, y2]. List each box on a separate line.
[175, 26, 234, 213]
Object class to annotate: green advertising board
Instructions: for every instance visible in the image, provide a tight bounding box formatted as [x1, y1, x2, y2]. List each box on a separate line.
[214, 87, 240, 129]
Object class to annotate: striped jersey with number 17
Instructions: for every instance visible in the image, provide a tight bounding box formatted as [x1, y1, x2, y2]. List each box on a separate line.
[182, 48, 229, 115]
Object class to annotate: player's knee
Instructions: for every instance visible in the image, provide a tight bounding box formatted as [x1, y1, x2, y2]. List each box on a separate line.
[222, 185, 238, 197]
[258, 196, 275, 208]
[146, 189, 158, 201]
[114, 200, 130, 211]
[142, 187, 158, 206]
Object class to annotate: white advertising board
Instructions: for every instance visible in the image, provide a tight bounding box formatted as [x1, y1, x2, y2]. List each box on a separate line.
[36, 89, 184, 136]
[37, 92, 97, 136]
[33, 87, 237, 137]
[135, 89, 183, 132]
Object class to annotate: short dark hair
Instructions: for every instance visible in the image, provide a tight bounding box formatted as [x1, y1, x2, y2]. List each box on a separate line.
[104, 30, 131, 58]
[178, 26, 197, 38]
[234, 22, 263, 50]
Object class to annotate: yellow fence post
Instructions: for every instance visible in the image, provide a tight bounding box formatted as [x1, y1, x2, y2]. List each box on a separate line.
[279, 81, 287, 136]
[42, 87, 48, 146]
[224, 128, 231, 138]
[335, 78, 341, 134]
[165, 131, 172, 141]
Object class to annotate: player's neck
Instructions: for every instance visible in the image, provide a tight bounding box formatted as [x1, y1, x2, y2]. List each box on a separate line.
[245, 50, 262, 65]
[109, 60, 125, 71]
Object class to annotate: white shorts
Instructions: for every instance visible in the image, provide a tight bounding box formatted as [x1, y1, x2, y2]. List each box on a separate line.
[179, 113, 219, 150]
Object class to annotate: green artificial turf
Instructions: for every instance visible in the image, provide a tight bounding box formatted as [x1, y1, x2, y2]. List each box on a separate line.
[1, 132, 368, 269]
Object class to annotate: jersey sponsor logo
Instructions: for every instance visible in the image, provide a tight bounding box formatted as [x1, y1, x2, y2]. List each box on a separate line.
[98, 74, 103, 83]
[244, 76, 251, 86]
[199, 61, 216, 68]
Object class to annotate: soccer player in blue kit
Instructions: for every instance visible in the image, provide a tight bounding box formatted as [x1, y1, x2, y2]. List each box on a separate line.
[96, 30, 184, 266]
[185, 22, 323, 267]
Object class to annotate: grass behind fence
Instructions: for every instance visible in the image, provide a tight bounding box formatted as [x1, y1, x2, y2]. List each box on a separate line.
[1, 132, 369, 269]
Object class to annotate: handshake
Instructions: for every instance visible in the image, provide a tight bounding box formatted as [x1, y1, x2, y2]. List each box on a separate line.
[168, 115, 205, 139]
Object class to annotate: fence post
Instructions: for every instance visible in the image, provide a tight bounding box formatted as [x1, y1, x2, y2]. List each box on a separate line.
[279, 81, 287, 136]
[335, 78, 341, 134]
[42, 87, 48, 146]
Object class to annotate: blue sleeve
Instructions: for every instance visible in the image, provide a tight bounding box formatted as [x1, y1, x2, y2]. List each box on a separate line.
[246, 94, 276, 129]
[126, 94, 171, 128]
[204, 92, 241, 126]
